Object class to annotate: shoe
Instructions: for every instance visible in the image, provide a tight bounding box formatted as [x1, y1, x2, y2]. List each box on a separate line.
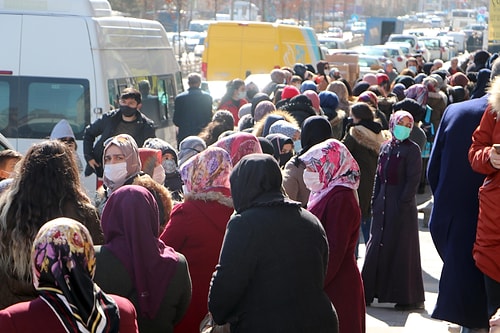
[394, 302, 425, 311]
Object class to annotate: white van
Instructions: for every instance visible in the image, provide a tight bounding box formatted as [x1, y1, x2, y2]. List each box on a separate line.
[0, 0, 183, 193]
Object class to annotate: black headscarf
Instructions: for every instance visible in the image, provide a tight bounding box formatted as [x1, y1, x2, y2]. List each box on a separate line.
[293, 116, 332, 166]
[230, 154, 300, 213]
[266, 133, 294, 167]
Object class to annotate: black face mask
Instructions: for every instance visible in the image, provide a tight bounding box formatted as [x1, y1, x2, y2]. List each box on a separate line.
[278, 151, 294, 167]
[120, 105, 137, 117]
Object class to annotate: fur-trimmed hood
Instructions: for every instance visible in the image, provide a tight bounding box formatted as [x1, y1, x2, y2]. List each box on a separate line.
[489, 76, 500, 116]
[330, 109, 347, 128]
[184, 191, 233, 208]
[349, 125, 391, 153]
[253, 110, 300, 137]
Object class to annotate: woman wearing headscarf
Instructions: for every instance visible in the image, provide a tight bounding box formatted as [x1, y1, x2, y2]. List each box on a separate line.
[265, 133, 294, 167]
[315, 60, 331, 91]
[94, 185, 191, 333]
[342, 102, 390, 257]
[470, 68, 492, 99]
[319, 91, 346, 140]
[283, 116, 333, 207]
[0, 218, 138, 332]
[0, 140, 103, 309]
[362, 111, 425, 310]
[214, 132, 263, 166]
[177, 135, 207, 167]
[327, 80, 352, 115]
[159, 147, 233, 333]
[300, 139, 365, 333]
[208, 154, 339, 332]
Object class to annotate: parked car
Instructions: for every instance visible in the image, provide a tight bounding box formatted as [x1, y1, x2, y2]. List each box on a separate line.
[416, 41, 432, 62]
[358, 54, 387, 79]
[0, 133, 13, 151]
[387, 34, 420, 54]
[354, 45, 406, 73]
[180, 31, 202, 53]
[419, 37, 449, 61]
[317, 35, 347, 54]
[167, 32, 186, 56]
[327, 26, 343, 38]
[351, 21, 366, 35]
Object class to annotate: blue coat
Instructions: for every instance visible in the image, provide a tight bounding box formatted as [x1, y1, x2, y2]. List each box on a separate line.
[427, 96, 489, 328]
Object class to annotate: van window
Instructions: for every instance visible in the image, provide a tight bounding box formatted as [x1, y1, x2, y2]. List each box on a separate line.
[390, 36, 415, 47]
[0, 76, 90, 139]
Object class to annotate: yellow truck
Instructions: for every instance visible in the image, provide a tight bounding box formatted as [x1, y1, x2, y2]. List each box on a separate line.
[201, 21, 323, 81]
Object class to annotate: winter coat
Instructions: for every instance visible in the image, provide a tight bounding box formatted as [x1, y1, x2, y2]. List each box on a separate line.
[428, 95, 489, 328]
[83, 109, 155, 177]
[252, 110, 300, 138]
[309, 186, 365, 333]
[282, 161, 309, 207]
[160, 193, 234, 333]
[342, 124, 388, 219]
[94, 247, 191, 333]
[469, 78, 500, 283]
[362, 139, 425, 305]
[173, 88, 213, 143]
[427, 91, 448, 135]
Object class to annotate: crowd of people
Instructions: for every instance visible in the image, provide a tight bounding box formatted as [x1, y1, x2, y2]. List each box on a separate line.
[1, 49, 500, 333]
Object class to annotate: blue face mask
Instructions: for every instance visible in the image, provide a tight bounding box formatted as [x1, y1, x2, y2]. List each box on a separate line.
[293, 140, 302, 153]
[408, 66, 417, 73]
[393, 124, 411, 141]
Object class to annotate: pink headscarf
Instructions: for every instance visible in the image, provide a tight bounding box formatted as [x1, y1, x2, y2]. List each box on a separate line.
[180, 146, 232, 196]
[404, 83, 428, 106]
[101, 185, 179, 319]
[214, 132, 263, 166]
[389, 110, 414, 143]
[303, 90, 321, 114]
[300, 139, 360, 209]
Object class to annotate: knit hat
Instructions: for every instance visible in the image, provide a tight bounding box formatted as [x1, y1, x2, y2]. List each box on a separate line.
[281, 85, 301, 100]
[212, 110, 235, 128]
[394, 75, 415, 89]
[376, 73, 389, 85]
[270, 69, 286, 84]
[352, 81, 370, 96]
[50, 119, 75, 140]
[319, 91, 339, 120]
[357, 91, 378, 108]
[251, 93, 272, 117]
[238, 114, 254, 131]
[293, 63, 307, 80]
[449, 72, 469, 87]
[269, 120, 300, 139]
[351, 102, 374, 121]
[300, 80, 318, 93]
[303, 90, 321, 113]
[393, 98, 425, 122]
[238, 103, 252, 118]
[254, 100, 276, 122]
[392, 83, 406, 99]
[362, 73, 378, 86]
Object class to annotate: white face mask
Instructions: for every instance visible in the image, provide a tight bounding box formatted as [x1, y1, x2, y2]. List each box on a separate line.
[104, 162, 128, 186]
[182, 184, 189, 195]
[303, 170, 323, 192]
[237, 91, 246, 100]
[162, 159, 177, 174]
[152, 164, 166, 184]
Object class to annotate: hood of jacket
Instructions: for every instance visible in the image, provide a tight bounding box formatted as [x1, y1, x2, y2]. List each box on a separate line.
[252, 110, 300, 137]
[349, 125, 391, 153]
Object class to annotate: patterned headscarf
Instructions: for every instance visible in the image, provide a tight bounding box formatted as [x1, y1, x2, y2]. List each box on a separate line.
[269, 120, 300, 139]
[389, 110, 414, 143]
[404, 83, 428, 106]
[299, 139, 360, 209]
[102, 134, 141, 192]
[138, 148, 162, 177]
[33, 218, 120, 333]
[178, 136, 207, 167]
[214, 132, 262, 166]
[180, 146, 232, 196]
[102, 185, 179, 319]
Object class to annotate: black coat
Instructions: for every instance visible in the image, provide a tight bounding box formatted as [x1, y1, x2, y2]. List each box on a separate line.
[209, 154, 338, 333]
[83, 109, 155, 177]
[173, 88, 212, 143]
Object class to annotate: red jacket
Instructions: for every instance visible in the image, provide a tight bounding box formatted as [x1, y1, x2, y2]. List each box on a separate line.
[469, 105, 500, 282]
[218, 98, 247, 126]
[0, 295, 138, 332]
[160, 195, 233, 333]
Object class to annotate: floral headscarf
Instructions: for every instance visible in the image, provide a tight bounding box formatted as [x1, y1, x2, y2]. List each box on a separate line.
[299, 139, 360, 209]
[269, 120, 300, 139]
[32, 217, 120, 333]
[178, 136, 207, 167]
[214, 132, 262, 166]
[180, 146, 232, 196]
[389, 110, 414, 143]
[404, 83, 428, 106]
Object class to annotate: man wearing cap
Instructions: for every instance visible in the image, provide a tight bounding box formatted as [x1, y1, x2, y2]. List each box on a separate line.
[173, 72, 212, 145]
[83, 87, 156, 178]
[383, 60, 398, 84]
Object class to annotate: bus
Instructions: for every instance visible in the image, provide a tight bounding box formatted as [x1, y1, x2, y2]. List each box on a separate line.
[451, 9, 478, 30]
[0, 0, 183, 193]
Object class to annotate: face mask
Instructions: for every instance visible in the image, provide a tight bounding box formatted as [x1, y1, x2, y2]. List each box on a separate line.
[408, 66, 417, 73]
[162, 159, 177, 174]
[279, 151, 293, 167]
[152, 165, 166, 184]
[120, 105, 137, 117]
[303, 170, 323, 192]
[393, 124, 412, 141]
[293, 140, 302, 153]
[182, 184, 189, 195]
[104, 162, 128, 185]
[237, 91, 246, 100]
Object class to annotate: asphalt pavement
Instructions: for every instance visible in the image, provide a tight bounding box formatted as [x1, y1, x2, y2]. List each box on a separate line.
[357, 185, 461, 333]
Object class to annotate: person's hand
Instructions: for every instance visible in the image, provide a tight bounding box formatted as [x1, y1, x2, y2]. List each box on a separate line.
[490, 308, 500, 332]
[88, 159, 100, 170]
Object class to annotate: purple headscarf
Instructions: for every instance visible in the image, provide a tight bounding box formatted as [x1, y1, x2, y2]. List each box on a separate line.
[101, 185, 179, 319]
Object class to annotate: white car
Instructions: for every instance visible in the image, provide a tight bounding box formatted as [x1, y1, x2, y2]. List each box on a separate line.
[419, 37, 449, 61]
[355, 45, 406, 73]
